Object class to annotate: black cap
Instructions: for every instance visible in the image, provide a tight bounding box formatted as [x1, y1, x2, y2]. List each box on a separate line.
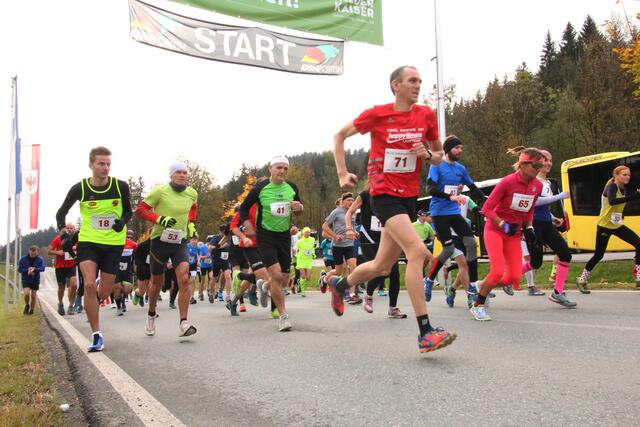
[443, 136, 463, 154]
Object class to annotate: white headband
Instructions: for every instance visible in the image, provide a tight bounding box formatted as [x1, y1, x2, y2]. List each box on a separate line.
[269, 156, 289, 166]
[169, 162, 188, 176]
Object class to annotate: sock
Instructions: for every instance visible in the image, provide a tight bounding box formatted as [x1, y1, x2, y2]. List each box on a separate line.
[270, 298, 276, 312]
[554, 261, 570, 293]
[475, 294, 487, 306]
[115, 298, 122, 309]
[238, 295, 244, 304]
[92, 331, 101, 345]
[525, 270, 534, 287]
[417, 314, 432, 336]
[335, 277, 350, 294]
[635, 264, 640, 281]
[180, 317, 187, 322]
[232, 296, 238, 304]
[148, 311, 156, 317]
[580, 269, 590, 281]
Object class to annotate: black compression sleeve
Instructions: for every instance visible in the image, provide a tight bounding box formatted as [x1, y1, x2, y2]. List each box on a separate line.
[56, 183, 82, 229]
[606, 183, 640, 205]
[118, 180, 133, 224]
[426, 178, 451, 199]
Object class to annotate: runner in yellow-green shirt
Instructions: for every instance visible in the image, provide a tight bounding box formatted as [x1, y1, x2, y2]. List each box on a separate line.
[294, 227, 316, 297]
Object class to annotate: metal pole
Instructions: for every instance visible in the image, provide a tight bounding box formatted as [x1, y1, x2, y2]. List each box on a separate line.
[5, 77, 16, 314]
[13, 230, 19, 308]
[433, 0, 446, 139]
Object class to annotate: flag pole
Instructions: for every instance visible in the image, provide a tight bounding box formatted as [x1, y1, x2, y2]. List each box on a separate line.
[5, 77, 17, 314]
[433, 0, 446, 138]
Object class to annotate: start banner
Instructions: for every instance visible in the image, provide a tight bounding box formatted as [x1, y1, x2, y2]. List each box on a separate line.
[129, 0, 345, 75]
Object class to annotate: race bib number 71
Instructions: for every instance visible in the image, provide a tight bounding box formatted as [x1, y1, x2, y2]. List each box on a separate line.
[383, 149, 416, 173]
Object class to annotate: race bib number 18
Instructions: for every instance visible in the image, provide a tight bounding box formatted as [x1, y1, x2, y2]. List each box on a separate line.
[383, 149, 417, 173]
[91, 215, 116, 230]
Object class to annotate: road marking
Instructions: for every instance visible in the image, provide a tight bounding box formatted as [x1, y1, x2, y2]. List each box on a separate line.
[41, 271, 185, 427]
[437, 314, 640, 332]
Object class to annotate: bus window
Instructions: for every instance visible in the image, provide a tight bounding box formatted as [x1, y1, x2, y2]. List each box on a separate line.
[568, 159, 620, 216]
[623, 154, 640, 216]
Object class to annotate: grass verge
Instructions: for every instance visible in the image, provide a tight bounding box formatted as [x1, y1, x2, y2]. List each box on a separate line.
[0, 267, 62, 427]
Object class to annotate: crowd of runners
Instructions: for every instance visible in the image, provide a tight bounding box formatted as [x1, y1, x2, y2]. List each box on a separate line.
[32, 65, 640, 356]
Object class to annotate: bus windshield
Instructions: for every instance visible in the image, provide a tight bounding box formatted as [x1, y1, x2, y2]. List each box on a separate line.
[568, 154, 640, 216]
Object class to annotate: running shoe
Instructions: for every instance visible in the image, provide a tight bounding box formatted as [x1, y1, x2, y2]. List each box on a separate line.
[364, 295, 373, 313]
[190, 297, 197, 305]
[132, 293, 140, 306]
[300, 292, 306, 298]
[116, 307, 123, 316]
[139, 297, 144, 308]
[548, 291, 577, 308]
[257, 279, 268, 308]
[466, 284, 478, 309]
[87, 334, 104, 352]
[239, 304, 247, 313]
[388, 307, 407, 319]
[169, 302, 177, 309]
[348, 295, 362, 305]
[218, 292, 224, 302]
[423, 278, 434, 302]
[145, 294, 149, 303]
[23, 304, 29, 315]
[232, 270, 241, 295]
[446, 286, 456, 308]
[470, 305, 492, 321]
[527, 286, 545, 296]
[122, 301, 127, 313]
[503, 285, 514, 296]
[57, 303, 65, 316]
[319, 270, 328, 293]
[343, 291, 351, 302]
[576, 277, 590, 294]
[378, 289, 388, 297]
[226, 300, 239, 316]
[270, 308, 280, 319]
[68, 305, 76, 315]
[208, 290, 214, 304]
[247, 290, 259, 306]
[145, 314, 157, 336]
[179, 320, 197, 337]
[418, 328, 456, 353]
[278, 313, 292, 332]
[284, 289, 290, 296]
[328, 277, 345, 316]
[199, 293, 204, 301]
[28, 307, 34, 315]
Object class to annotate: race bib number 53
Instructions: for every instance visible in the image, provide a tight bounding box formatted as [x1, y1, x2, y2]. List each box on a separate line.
[160, 228, 183, 244]
[383, 149, 416, 173]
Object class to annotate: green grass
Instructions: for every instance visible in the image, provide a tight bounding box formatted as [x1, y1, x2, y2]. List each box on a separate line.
[282, 259, 638, 290]
[0, 266, 62, 427]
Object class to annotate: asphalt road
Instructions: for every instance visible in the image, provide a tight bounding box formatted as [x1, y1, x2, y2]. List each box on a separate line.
[39, 272, 640, 426]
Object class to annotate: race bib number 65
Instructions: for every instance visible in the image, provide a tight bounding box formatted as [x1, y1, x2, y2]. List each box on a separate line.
[510, 193, 535, 212]
[383, 149, 417, 173]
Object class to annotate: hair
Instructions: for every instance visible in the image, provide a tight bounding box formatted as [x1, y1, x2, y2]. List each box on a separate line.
[606, 165, 630, 186]
[335, 198, 341, 206]
[89, 146, 111, 164]
[507, 146, 545, 170]
[389, 65, 416, 95]
[341, 192, 354, 201]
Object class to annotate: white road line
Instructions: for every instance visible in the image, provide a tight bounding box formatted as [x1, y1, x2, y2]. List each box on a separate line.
[41, 271, 185, 427]
[436, 314, 640, 332]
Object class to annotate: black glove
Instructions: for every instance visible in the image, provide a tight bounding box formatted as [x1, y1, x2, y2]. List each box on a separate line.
[112, 219, 125, 232]
[500, 221, 520, 236]
[61, 236, 76, 258]
[524, 226, 537, 245]
[157, 216, 177, 228]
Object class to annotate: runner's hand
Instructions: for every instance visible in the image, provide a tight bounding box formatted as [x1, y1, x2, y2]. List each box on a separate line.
[411, 142, 429, 159]
[291, 201, 304, 212]
[524, 226, 537, 245]
[111, 219, 125, 232]
[157, 216, 177, 228]
[338, 172, 358, 189]
[500, 221, 519, 236]
[187, 222, 198, 238]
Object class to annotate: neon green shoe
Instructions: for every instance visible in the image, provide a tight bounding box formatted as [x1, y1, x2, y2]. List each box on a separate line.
[270, 308, 280, 319]
[232, 270, 242, 296]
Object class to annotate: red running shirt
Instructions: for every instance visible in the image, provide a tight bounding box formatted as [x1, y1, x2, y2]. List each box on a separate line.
[230, 204, 257, 248]
[353, 103, 439, 197]
[49, 235, 77, 269]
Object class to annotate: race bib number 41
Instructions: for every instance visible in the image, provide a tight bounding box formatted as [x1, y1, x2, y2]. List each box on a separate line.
[383, 149, 416, 173]
[510, 193, 535, 212]
[270, 202, 291, 217]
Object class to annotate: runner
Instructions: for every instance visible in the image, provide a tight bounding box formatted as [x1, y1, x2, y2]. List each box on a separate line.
[187, 235, 200, 304]
[132, 231, 151, 307]
[18, 246, 45, 315]
[330, 65, 456, 353]
[239, 155, 303, 332]
[577, 164, 640, 292]
[113, 230, 138, 316]
[522, 149, 575, 306]
[289, 226, 301, 294]
[294, 227, 315, 297]
[322, 193, 362, 304]
[469, 148, 544, 321]
[209, 225, 232, 302]
[55, 146, 132, 352]
[412, 210, 436, 269]
[319, 237, 335, 270]
[345, 187, 406, 318]
[135, 162, 198, 337]
[422, 136, 485, 303]
[48, 222, 79, 315]
[198, 239, 213, 302]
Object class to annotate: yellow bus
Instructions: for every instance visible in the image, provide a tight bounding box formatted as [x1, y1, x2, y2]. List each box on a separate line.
[561, 151, 640, 251]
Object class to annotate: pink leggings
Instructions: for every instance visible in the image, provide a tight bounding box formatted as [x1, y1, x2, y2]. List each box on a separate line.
[484, 225, 522, 288]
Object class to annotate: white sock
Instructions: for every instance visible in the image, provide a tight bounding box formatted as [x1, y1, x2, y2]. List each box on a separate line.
[525, 270, 534, 287]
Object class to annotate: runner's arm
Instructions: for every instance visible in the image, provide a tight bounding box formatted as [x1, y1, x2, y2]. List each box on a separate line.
[426, 178, 454, 200]
[333, 121, 359, 188]
[118, 180, 133, 225]
[56, 183, 82, 230]
[606, 183, 640, 205]
[135, 201, 160, 223]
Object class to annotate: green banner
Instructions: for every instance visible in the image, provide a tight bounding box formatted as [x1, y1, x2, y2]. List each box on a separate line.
[169, 0, 383, 46]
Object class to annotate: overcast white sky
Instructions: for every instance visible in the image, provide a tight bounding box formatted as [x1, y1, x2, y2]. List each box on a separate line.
[1, 0, 638, 241]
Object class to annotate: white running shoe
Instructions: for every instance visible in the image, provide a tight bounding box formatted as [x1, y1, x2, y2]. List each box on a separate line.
[278, 313, 292, 332]
[179, 320, 197, 337]
[145, 314, 157, 336]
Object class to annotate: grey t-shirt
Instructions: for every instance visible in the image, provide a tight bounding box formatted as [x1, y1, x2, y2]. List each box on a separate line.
[325, 207, 355, 248]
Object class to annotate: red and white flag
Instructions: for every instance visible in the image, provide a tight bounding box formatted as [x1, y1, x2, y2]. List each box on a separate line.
[19, 144, 40, 231]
